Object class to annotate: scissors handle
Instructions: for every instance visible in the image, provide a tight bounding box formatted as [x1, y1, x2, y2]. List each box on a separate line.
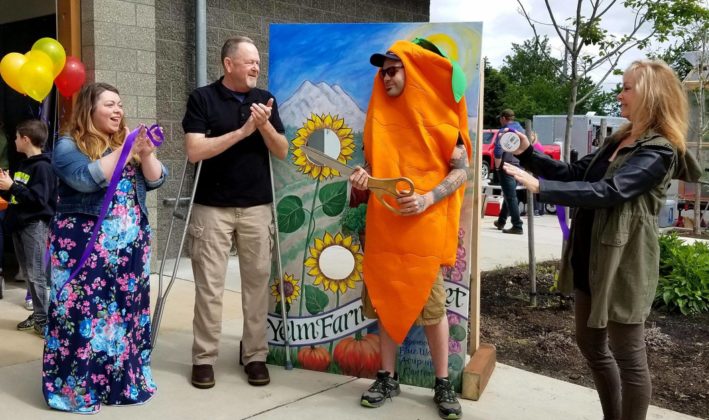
[367, 177, 415, 196]
[367, 177, 416, 215]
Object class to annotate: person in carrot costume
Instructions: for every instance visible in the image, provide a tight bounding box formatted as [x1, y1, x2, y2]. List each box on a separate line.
[350, 38, 471, 420]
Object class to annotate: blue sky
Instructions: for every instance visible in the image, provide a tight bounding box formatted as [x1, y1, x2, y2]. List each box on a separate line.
[268, 22, 483, 111]
[269, 23, 406, 110]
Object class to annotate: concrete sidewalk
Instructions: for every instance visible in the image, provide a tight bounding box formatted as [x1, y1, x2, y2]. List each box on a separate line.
[0, 215, 700, 419]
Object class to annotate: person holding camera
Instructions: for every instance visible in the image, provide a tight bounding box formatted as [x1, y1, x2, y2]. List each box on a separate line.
[492, 109, 524, 234]
[504, 60, 701, 420]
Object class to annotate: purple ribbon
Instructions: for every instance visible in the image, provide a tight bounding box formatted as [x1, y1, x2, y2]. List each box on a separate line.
[54, 124, 163, 299]
[556, 205, 570, 241]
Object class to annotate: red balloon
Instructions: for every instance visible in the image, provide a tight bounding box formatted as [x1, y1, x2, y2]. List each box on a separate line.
[54, 56, 85, 97]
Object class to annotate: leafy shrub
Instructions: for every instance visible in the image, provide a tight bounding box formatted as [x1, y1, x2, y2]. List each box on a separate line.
[341, 203, 367, 235]
[654, 232, 709, 315]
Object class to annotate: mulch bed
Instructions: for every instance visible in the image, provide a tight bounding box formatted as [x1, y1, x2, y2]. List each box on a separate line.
[479, 261, 709, 418]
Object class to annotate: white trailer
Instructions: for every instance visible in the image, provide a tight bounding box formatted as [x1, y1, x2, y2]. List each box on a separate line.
[533, 114, 628, 160]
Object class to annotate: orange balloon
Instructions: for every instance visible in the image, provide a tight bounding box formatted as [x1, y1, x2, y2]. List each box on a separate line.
[0, 52, 28, 94]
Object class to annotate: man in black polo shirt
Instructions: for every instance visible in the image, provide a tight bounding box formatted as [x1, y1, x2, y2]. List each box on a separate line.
[182, 36, 288, 389]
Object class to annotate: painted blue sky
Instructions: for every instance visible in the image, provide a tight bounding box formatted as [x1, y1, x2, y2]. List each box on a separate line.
[268, 22, 482, 112]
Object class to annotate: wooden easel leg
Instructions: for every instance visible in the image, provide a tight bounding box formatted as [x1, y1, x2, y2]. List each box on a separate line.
[461, 343, 496, 401]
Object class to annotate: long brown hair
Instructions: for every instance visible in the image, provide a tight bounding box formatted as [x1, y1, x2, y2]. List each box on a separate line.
[65, 82, 127, 160]
[614, 60, 688, 154]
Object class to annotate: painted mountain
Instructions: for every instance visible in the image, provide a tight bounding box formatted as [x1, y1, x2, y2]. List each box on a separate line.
[279, 80, 366, 132]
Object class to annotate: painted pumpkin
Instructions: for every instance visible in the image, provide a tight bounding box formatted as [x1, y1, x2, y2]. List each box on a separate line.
[298, 346, 331, 372]
[333, 332, 381, 378]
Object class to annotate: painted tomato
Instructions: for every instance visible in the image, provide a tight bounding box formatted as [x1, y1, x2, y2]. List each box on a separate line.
[333, 332, 381, 378]
[298, 346, 331, 372]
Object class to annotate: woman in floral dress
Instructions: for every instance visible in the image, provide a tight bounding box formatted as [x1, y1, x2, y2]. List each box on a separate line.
[44, 82, 167, 413]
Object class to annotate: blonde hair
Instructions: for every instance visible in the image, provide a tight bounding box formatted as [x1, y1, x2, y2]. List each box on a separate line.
[65, 82, 127, 160]
[615, 59, 688, 154]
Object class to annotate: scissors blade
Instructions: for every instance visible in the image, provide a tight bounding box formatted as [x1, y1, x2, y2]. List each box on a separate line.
[301, 145, 355, 177]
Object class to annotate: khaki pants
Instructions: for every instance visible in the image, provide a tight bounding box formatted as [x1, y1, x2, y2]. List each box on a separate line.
[189, 203, 273, 366]
[362, 269, 446, 326]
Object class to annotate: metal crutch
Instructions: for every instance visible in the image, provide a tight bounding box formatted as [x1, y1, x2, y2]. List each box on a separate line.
[151, 157, 203, 348]
[151, 154, 294, 370]
[268, 154, 293, 369]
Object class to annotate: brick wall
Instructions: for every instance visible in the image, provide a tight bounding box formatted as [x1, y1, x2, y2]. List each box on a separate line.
[155, 0, 429, 259]
[81, 0, 159, 264]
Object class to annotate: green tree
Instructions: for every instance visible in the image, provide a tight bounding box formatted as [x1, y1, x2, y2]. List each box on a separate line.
[650, 15, 709, 234]
[649, 19, 709, 79]
[499, 37, 567, 122]
[487, 36, 617, 125]
[482, 58, 510, 128]
[517, 0, 708, 162]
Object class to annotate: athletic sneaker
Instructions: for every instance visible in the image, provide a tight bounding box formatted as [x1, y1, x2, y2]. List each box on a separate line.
[361, 370, 400, 408]
[17, 315, 35, 331]
[33, 321, 46, 337]
[24, 299, 33, 311]
[433, 377, 462, 419]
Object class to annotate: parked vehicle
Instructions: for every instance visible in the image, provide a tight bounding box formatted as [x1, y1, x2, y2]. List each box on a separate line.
[481, 129, 561, 179]
[533, 114, 628, 160]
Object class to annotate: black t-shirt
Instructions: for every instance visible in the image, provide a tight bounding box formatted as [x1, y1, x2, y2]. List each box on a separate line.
[571, 146, 613, 294]
[182, 78, 285, 207]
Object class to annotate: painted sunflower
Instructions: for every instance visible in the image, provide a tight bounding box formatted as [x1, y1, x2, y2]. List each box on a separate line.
[270, 273, 301, 304]
[291, 113, 355, 180]
[304, 232, 364, 293]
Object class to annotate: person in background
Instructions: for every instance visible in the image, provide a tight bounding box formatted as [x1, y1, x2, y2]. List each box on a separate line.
[504, 59, 701, 420]
[493, 109, 524, 234]
[43, 82, 167, 413]
[519, 131, 545, 217]
[0, 119, 56, 334]
[0, 122, 8, 299]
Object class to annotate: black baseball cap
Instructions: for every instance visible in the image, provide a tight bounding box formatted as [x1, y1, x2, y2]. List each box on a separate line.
[370, 51, 401, 67]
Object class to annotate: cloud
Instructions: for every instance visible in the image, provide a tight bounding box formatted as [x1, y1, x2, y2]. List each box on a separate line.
[430, 0, 664, 89]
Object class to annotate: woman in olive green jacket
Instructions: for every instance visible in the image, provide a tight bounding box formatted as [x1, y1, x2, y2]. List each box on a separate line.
[504, 60, 702, 420]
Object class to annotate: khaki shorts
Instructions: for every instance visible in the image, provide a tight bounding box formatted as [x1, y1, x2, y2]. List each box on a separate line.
[362, 269, 446, 326]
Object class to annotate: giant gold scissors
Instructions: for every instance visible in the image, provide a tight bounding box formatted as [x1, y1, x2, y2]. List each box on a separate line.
[301, 145, 415, 215]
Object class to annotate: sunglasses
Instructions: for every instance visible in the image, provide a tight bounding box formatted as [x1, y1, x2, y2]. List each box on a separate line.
[379, 65, 403, 79]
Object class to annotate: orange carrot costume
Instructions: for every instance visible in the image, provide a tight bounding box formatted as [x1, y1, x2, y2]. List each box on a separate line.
[363, 40, 472, 344]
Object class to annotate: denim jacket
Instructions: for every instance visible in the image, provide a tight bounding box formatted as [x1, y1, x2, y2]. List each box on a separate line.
[53, 136, 167, 217]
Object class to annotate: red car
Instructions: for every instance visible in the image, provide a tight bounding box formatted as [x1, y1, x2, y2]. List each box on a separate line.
[481, 129, 561, 179]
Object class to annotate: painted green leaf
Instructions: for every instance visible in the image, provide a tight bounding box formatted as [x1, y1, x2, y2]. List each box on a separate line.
[450, 324, 466, 341]
[277, 195, 305, 233]
[304, 285, 329, 315]
[448, 353, 464, 371]
[319, 181, 347, 217]
[274, 301, 291, 315]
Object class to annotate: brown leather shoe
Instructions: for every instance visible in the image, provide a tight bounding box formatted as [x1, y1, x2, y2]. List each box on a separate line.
[244, 361, 270, 386]
[191, 364, 215, 389]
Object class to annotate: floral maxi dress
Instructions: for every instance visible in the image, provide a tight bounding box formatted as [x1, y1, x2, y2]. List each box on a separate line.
[42, 164, 157, 413]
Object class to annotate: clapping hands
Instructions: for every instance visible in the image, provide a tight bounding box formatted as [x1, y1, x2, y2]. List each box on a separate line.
[132, 124, 158, 158]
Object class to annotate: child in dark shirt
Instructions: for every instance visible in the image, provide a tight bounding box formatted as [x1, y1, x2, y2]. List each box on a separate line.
[0, 119, 57, 335]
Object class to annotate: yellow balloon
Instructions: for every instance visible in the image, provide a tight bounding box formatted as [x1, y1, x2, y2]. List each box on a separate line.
[32, 37, 66, 77]
[0, 52, 28, 94]
[24, 50, 54, 75]
[19, 55, 54, 102]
